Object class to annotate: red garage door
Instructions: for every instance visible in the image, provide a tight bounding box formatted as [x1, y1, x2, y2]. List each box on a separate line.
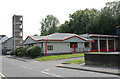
[100, 40, 107, 52]
[108, 40, 114, 51]
[91, 40, 98, 52]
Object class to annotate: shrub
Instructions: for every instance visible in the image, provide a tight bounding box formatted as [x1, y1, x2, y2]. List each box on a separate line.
[27, 46, 41, 58]
[14, 47, 23, 56]
[14, 47, 29, 57]
[18, 52, 23, 57]
[22, 46, 29, 56]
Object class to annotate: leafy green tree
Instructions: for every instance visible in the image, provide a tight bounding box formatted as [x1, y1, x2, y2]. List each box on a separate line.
[40, 15, 60, 36]
[70, 9, 99, 34]
[59, 9, 99, 34]
[58, 21, 71, 33]
[97, 1, 120, 34]
[58, 1, 120, 35]
[34, 34, 39, 36]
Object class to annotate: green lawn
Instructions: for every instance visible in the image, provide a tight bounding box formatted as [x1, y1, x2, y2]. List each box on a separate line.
[63, 58, 84, 64]
[35, 52, 102, 61]
[63, 52, 102, 64]
[35, 53, 84, 61]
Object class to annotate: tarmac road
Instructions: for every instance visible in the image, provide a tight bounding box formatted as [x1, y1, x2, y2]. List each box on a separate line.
[1, 55, 119, 79]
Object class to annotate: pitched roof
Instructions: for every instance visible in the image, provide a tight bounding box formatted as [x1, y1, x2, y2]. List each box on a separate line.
[30, 36, 47, 40]
[22, 33, 93, 44]
[0, 36, 8, 43]
[31, 33, 93, 41]
[1, 37, 12, 44]
[31, 33, 76, 40]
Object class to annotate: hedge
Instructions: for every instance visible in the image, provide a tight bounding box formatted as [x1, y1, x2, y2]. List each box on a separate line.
[14, 47, 23, 56]
[26, 46, 41, 58]
[14, 46, 42, 58]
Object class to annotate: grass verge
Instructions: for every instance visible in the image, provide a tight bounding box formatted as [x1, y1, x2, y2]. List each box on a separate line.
[63, 58, 84, 64]
[35, 53, 84, 61]
[35, 52, 102, 61]
[63, 52, 102, 64]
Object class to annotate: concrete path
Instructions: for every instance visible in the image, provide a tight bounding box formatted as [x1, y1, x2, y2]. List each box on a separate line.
[56, 63, 119, 75]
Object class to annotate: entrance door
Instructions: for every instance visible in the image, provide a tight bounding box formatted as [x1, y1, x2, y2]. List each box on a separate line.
[70, 42, 77, 53]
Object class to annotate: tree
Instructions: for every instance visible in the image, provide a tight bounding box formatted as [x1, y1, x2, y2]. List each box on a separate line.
[40, 15, 60, 36]
[58, 1, 120, 35]
[69, 9, 99, 34]
[34, 34, 39, 36]
[97, 1, 120, 34]
[58, 9, 99, 34]
[58, 21, 71, 33]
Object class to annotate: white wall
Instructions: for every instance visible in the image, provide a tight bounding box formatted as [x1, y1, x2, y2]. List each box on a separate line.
[26, 41, 91, 54]
[78, 43, 84, 48]
[47, 42, 72, 54]
[75, 43, 84, 52]
[34, 43, 41, 47]
[45, 42, 89, 54]
[76, 42, 91, 52]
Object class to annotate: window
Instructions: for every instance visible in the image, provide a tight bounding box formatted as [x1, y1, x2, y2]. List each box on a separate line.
[47, 45, 53, 50]
[85, 42, 89, 47]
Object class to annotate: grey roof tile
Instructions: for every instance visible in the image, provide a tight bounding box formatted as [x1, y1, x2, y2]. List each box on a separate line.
[30, 33, 93, 41]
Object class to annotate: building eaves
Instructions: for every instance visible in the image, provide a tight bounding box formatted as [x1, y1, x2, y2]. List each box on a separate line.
[1, 37, 12, 44]
[88, 34, 119, 38]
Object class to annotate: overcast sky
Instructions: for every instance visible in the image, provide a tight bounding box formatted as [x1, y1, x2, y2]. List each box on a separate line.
[0, 0, 115, 39]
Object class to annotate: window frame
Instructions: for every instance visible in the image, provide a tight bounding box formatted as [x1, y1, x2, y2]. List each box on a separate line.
[47, 45, 53, 50]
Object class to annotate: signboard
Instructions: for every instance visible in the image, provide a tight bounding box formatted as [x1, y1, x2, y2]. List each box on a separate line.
[116, 28, 120, 35]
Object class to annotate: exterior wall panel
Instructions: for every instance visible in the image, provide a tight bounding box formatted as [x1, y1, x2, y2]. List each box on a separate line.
[2, 37, 13, 54]
[45, 42, 90, 54]
[33, 43, 41, 47]
[47, 42, 72, 53]
[6, 38, 13, 50]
